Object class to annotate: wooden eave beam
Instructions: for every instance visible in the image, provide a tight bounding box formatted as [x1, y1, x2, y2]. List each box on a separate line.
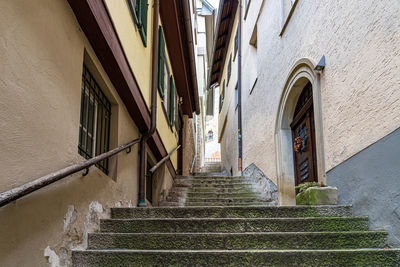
[160, 0, 196, 117]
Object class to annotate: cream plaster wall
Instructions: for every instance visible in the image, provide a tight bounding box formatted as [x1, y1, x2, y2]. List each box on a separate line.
[223, 0, 400, 191]
[0, 0, 145, 266]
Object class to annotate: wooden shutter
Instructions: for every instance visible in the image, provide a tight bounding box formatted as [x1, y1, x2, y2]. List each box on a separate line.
[169, 76, 175, 126]
[137, 0, 148, 46]
[158, 26, 165, 99]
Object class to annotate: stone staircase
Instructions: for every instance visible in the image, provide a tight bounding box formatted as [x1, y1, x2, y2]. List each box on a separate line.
[72, 175, 400, 266]
[159, 175, 276, 207]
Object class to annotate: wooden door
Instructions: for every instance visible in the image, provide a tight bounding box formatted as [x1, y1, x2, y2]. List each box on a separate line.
[290, 83, 318, 186]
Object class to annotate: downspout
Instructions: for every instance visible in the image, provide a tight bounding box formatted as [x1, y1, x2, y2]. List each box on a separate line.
[138, 0, 159, 207]
[237, 0, 243, 175]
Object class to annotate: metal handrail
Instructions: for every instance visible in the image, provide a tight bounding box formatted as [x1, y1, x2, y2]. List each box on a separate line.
[0, 137, 141, 208]
[148, 145, 181, 175]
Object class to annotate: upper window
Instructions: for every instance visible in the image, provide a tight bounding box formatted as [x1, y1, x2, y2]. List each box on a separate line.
[219, 80, 225, 113]
[158, 26, 176, 127]
[227, 54, 232, 84]
[79, 64, 112, 175]
[207, 131, 214, 142]
[235, 82, 238, 110]
[280, 0, 298, 36]
[234, 30, 238, 60]
[127, 0, 148, 46]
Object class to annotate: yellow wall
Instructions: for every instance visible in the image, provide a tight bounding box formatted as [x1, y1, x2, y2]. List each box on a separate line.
[105, 0, 178, 168]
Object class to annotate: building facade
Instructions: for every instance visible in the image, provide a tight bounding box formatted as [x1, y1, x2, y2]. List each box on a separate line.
[209, 0, 400, 245]
[0, 0, 198, 266]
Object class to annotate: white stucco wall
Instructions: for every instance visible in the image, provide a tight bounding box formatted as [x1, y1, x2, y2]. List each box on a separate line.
[220, 0, 400, 188]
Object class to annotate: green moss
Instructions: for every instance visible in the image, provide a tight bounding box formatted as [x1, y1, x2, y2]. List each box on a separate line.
[73, 249, 400, 267]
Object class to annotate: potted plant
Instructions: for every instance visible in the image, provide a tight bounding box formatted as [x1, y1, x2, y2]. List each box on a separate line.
[295, 182, 338, 205]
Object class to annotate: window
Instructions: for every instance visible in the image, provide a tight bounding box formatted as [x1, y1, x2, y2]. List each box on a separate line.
[234, 30, 238, 60]
[280, 0, 298, 36]
[127, 0, 148, 46]
[79, 64, 112, 174]
[219, 80, 225, 113]
[158, 26, 176, 127]
[244, 0, 251, 20]
[227, 54, 232, 84]
[168, 76, 176, 126]
[158, 26, 166, 99]
[207, 131, 214, 141]
[235, 82, 238, 110]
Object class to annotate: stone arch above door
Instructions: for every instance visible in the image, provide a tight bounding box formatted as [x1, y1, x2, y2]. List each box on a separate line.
[275, 58, 327, 205]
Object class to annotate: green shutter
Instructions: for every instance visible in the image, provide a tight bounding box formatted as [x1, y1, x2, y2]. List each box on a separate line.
[158, 26, 165, 99]
[137, 0, 148, 46]
[169, 76, 175, 126]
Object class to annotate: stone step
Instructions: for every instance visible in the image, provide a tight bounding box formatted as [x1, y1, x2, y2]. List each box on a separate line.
[186, 192, 263, 198]
[100, 217, 370, 233]
[111, 206, 353, 219]
[185, 197, 272, 204]
[177, 176, 247, 180]
[188, 187, 254, 193]
[175, 178, 251, 184]
[72, 249, 400, 267]
[87, 231, 387, 250]
[190, 183, 253, 188]
[180, 203, 273, 207]
[157, 201, 183, 207]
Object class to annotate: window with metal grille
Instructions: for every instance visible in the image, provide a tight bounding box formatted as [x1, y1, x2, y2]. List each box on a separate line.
[79, 64, 112, 175]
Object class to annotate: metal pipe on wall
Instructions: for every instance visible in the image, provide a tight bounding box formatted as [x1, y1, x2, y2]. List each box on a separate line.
[238, 0, 243, 174]
[138, 0, 159, 207]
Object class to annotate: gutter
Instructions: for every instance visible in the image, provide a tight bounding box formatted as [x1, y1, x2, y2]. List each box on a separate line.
[182, 0, 200, 115]
[138, 0, 159, 207]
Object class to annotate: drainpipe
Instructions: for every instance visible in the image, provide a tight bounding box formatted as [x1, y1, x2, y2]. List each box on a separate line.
[237, 0, 243, 175]
[138, 0, 159, 207]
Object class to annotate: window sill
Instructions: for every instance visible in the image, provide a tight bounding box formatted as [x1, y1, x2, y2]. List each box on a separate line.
[279, 0, 298, 37]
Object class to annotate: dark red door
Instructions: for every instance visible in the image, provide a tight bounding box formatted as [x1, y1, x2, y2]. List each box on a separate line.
[290, 83, 318, 186]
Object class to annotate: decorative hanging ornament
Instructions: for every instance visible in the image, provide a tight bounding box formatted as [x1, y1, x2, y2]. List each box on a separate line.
[294, 136, 303, 153]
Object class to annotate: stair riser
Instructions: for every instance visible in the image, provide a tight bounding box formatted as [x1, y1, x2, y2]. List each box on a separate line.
[72, 250, 400, 267]
[188, 188, 254, 193]
[190, 183, 253, 189]
[88, 232, 387, 250]
[187, 193, 262, 198]
[111, 206, 353, 219]
[100, 218, 369, 233]
[185, 198, 271, 204]
[185, 202, 273, 207]
[176, 180, 252, 185]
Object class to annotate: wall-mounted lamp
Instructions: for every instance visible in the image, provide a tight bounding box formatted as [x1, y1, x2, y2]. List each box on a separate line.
[314, 55, 326, 72]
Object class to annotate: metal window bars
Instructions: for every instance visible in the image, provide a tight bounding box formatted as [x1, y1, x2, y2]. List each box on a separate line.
[79, 64, 112, 174]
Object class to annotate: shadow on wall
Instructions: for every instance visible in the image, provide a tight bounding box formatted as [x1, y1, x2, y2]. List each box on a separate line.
[327, 127, 400, 246]
[243, 163, 278, 205]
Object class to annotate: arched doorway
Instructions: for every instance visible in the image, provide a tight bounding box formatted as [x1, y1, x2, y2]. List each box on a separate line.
[275, 59, 326, 205]
[290, 82, 318, 186]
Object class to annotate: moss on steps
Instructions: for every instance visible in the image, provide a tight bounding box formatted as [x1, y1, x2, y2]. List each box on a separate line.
[73, 249, 400, 267]
[100, 217, 370, 233]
